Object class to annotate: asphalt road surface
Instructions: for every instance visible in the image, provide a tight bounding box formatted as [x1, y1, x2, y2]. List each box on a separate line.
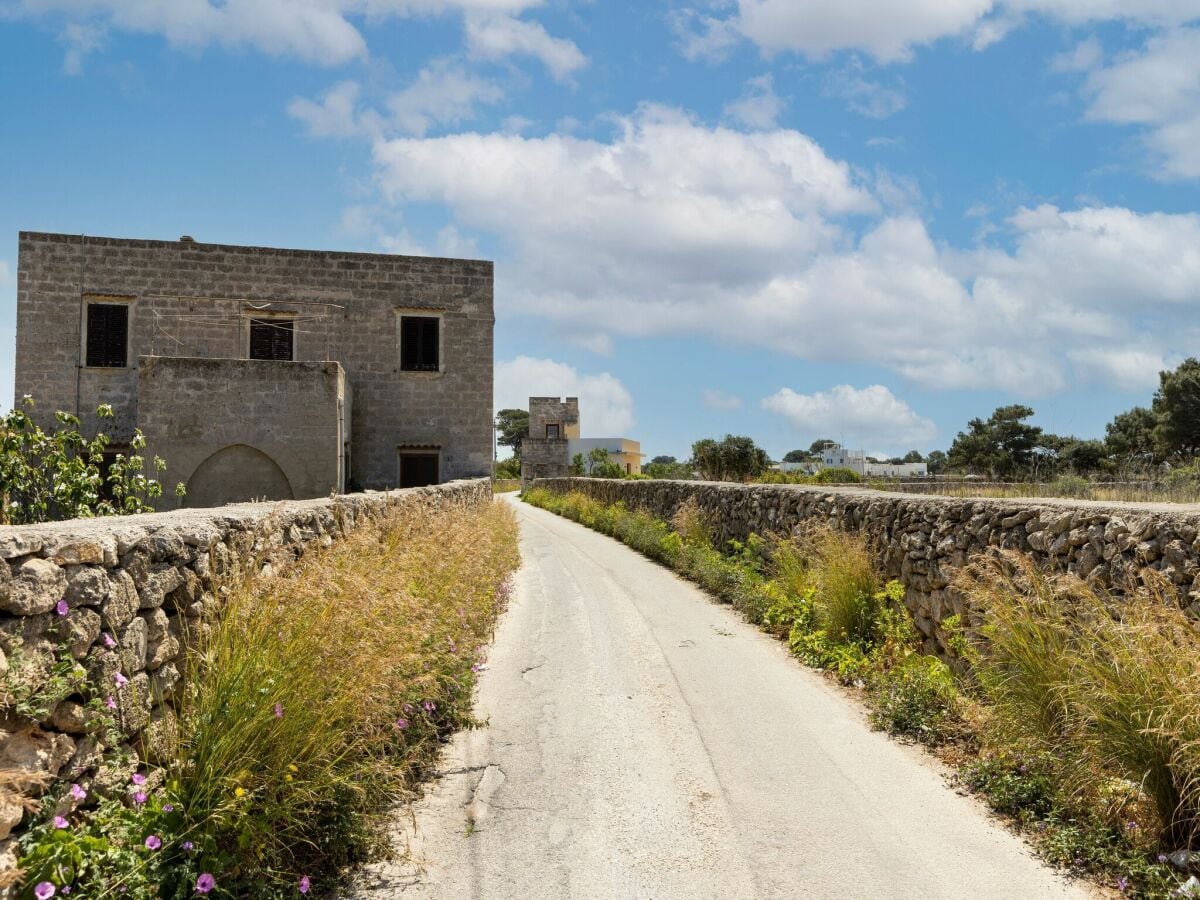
[348, 495, 1094, 900]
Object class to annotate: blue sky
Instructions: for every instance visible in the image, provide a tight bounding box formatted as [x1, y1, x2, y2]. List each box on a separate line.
[2, 1, 1199, 462]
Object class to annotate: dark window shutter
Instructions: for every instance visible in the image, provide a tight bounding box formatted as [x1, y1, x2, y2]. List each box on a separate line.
[86, 304, 129, 368]
[401, 316, 440, 371]
[249, 319, 294, 361]
[399, 453, 439, 487]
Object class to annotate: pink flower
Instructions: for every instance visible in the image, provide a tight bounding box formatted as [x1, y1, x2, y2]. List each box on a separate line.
[144, 834, 161, 850]
[131, 773, 146, 786]
[274, 702, 284, 719]
[422, 700, 436, 713]
[105, 696, 117, 710]
[52, 816, 69, 829]
[69, 783, 86, 801]
[299, 876, 311, 894]
[183, 841, 194, 851]
[102, 632, 117, 649]
[60, 888, 70, 896]
[132, 791, 147, 805]
[34, 883, 56, 899]
[114, 672, 129, 688]
[55, 600, 69, 617]
[195, 873, 215, 894]
[394, 718, 408, 730]
[163, 803, 174, 812]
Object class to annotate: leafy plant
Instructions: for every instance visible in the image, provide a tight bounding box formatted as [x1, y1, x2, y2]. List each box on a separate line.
[0, 398, 184, 524]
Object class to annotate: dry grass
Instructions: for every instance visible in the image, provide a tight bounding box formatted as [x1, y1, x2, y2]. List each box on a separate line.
[958, 552, 1200, 847]
[172, 498, 520, 892]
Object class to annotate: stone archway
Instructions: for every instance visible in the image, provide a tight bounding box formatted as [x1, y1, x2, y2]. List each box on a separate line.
[185, 444, 294, 508]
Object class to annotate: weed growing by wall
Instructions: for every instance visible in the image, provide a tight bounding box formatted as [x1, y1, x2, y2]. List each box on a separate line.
[15, 500, 520, 898]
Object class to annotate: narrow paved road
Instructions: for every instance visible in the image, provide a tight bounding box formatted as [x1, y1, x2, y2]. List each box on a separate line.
[350, 496, 1093, 900]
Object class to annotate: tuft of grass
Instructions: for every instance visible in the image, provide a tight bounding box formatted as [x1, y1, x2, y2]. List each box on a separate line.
[801, 524, 881, 647]
[959, 552, 1200, 849]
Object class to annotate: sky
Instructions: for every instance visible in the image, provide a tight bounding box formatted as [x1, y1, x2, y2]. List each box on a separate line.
[1, 1, 1199, 462]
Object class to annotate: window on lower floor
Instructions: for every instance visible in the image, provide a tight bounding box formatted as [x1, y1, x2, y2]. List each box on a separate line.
[85, 303, 129, 368]
[249, 318, 294, 361]
[399, 452, 439, 488]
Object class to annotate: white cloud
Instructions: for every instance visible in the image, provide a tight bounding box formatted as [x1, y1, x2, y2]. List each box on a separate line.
[464, 13, 585, 80]
[678, 0, 1200, 63]
[702, 389, 743, 411]
[59, 20, 105, 73]
[494, 356, 634, 435]
[823, 61, 908, 118]
[1082, 27, 1200, 179]
[566, 332, 614, 356]
[15, 0, 574, 70]
[386, 61, 504, 136]
[289, 63, 503, 140]
[762, 384, 937, 449]
[361, 106, 1197, 396]
[723, 75, 785, 129]
[1050, 35, 1103, 73]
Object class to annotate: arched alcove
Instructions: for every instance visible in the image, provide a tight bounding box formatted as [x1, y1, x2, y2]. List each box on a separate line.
[185, 444, 294, 508]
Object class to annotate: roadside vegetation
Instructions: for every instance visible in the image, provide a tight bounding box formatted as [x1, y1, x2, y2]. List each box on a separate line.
[15, 500, 520, 898]
[522, 487, 1196, 898]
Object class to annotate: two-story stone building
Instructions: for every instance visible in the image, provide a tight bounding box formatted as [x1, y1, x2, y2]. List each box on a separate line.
[14, 231, 494, 507]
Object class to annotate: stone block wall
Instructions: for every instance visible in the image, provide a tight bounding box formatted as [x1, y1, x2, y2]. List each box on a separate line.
[0, 479, 491, 862]
[534, 478, 1200, 661]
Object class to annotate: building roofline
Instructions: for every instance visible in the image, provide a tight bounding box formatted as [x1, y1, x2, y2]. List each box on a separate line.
[17, 230, 493, 270]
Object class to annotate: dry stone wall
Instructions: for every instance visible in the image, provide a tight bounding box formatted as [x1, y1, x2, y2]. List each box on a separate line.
[535, 478, 1200, 662]
[0, 479, 491, 862]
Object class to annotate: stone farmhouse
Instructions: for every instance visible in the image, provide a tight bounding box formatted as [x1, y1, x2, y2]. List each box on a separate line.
[14, 231, 494, 507]
[520, 396, 642, 486]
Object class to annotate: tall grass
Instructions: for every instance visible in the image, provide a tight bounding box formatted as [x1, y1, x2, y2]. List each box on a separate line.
[16, 499, 519, 898]
[959, 552, 1200, 848]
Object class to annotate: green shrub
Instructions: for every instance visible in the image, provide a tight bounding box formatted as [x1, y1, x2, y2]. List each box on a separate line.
[804, 525, 880, 646]
[1050, 474, 1093, 499]
[869, 654, 960, 744]
[811, 467, 863, 484]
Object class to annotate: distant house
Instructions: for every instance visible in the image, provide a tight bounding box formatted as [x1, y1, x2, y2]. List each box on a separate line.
[519, 396, 642, 486]
[778, 442, 928, 478]
[14, 231, 494, 507]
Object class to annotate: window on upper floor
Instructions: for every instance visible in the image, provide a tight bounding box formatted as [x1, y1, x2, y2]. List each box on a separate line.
[399, 315, 440, 372]
[546, 423, 560, 440]
[85, 302, 129, 368]
[249, 317, 294, 361]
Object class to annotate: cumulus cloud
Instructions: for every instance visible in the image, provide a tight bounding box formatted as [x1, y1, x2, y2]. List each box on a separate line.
[464, 13, 585, 80]
[702, 389, 743, 411]
[763, 384, 937, 449]
[494, 356, 635, 435]
[723, 75, 785, 129]
[363, 105, 1200, 395]
[1082, 27, 1200, 179]
[822, 61, 908, 119]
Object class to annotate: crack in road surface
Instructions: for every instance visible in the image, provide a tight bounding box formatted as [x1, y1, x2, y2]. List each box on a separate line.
[345, 496, 1095, 900]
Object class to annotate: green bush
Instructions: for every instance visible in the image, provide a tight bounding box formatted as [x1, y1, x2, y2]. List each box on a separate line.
[869, 654, 960, 744]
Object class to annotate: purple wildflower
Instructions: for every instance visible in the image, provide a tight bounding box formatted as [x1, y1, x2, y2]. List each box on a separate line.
[69, 784, 86, 801]
[423, 700, 436, 713]
[274, 702, 284, 719]
[299, 876, 311, 894]
[61, 889, 70, 896]
[105, 696, 117, 710]
[102, 633, 117, 649]
[195, 873, 215, 894]
[131, 773, 146, 786]
[52, 816, 69, 829]
[471, 663, 482, 673]
[114, 672, 129, 688]
[163, 803, 174, 812]
[1117, 876, 1129, 893]
[34, 883, 55, 899]
[133, 791, 147, 805]
[395, 718, 408, 730]
[145, 835, 162, 850]
[183, 841, 195, 851]
[56, 600, 69, 617]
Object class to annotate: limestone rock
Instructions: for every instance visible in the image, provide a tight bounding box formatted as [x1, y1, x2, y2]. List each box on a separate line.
[2, 558, 66, 616]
